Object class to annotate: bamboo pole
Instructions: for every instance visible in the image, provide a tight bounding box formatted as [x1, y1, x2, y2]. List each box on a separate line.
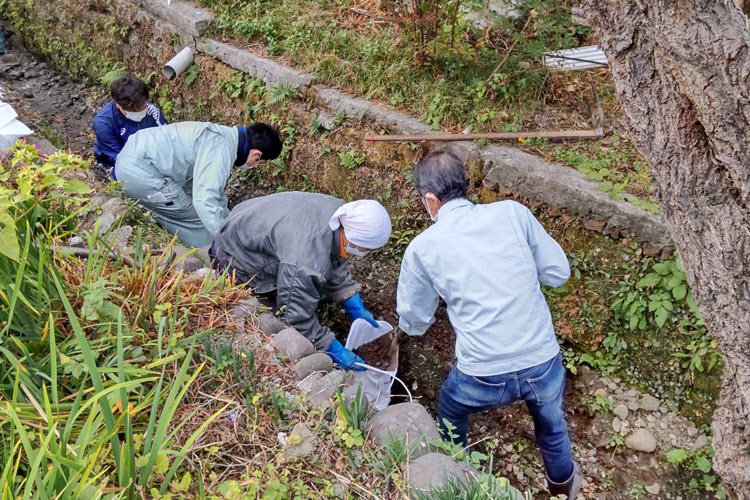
[365, 128, 604, 142]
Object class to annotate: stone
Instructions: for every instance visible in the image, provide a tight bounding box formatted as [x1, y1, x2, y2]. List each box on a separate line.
[173, 255, 203, 273]
[594, 388, 608, 397]
[627, 399, 641, 412]
[283, 423, 317, 460]
[366, 402, 441, 458]
[305, 370, 348, 408]
[640, 394, 661, 412]
[135, 0, 214, 36]
[612, 417, 622, 432]
[482, 145, 670, 246]
[100, 197, 128, 218]
[406, 453, 468, 493]
[67, 235, 84, 247]
[584, 218, 606, 232]
[109, 225, 132, 250]
[95, 210, 116, 236]
[625, 429, 657, 453]
[273, 328, 315, 361]
[230, 297, 265, 320]
[297, 372, 323, 394]
[645, 483, 661, 495]
[693, 434, 709, 450]
[687, 425, 699, 437]
[200, 39, 314, 91]
[642, 243, 661, 257]
[257, 312, 287, 335]
[613, 404, 629, 420]
[293, 353, 333, 381]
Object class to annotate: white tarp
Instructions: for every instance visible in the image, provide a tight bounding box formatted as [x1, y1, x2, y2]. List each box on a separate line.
[345, 319, 396, 411]
[0, 97, 33, 156]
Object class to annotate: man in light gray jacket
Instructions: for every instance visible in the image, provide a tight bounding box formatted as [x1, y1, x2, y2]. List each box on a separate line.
[396, 150, 580, 499]
[115, 121, 282, 247]
[210, 192, 392, 370]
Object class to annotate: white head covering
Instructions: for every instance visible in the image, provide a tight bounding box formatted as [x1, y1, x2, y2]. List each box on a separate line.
[328, 200, 392, 249]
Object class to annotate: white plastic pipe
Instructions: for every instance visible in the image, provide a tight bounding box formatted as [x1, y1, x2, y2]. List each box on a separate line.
[162, 47, 194, 80]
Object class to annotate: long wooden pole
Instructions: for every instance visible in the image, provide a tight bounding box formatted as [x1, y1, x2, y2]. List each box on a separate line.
[364, 128, 604, 142]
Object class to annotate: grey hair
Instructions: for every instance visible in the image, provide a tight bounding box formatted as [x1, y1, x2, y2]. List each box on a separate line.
[413, 150, 468, 202]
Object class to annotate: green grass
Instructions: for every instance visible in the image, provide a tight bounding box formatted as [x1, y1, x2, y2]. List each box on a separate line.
[197, 0, 589, 131]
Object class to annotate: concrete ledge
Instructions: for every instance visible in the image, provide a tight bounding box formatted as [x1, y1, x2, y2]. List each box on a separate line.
[313, 85, 431, 135]
[481, 145, 669, 245]
[199, 39, 314, 91]
[134, 0, 214, 37]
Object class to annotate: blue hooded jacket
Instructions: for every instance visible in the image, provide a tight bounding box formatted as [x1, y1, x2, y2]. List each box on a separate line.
[92, 100, 167, 169]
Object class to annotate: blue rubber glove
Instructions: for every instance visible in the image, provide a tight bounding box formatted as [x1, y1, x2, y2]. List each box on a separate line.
[326, 339, 366, 371]
[342, 293, 379, 328]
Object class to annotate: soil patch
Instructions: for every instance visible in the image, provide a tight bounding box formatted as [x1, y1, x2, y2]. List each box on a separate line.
[353, 330, 399, 371]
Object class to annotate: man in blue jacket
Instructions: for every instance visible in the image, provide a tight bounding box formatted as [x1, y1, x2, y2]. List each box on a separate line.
[92, 76, 167, 179]
[396, 150, 581, 499]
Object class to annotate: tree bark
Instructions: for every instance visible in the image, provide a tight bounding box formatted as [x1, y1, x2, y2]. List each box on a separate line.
[582, 0, 750, 496]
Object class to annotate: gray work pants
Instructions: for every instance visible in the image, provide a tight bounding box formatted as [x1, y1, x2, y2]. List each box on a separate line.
[114, 163, 213, 248]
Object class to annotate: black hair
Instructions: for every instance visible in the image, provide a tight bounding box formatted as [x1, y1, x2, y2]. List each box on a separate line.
[110, 76, 149, 111]
[247, 122, 283, 160]
[413, 150, 468, 202]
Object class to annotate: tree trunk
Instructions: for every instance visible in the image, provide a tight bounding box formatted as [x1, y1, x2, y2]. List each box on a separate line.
[581, 0, 750, 496]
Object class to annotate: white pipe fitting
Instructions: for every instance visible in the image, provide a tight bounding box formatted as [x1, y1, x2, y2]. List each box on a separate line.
[162, 47, 194, 80]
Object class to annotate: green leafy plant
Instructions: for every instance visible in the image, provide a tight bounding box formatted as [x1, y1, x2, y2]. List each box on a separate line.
[333, 383, 368, 448]
[337, 150, 365, 170]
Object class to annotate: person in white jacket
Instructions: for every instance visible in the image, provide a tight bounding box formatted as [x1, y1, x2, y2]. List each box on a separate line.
[114, 121, 282, 247]
[396, 150, 581, 499]
[0, 91, 33, 158]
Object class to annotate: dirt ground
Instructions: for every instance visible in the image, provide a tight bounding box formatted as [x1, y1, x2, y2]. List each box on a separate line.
[0, 34, 716, 499]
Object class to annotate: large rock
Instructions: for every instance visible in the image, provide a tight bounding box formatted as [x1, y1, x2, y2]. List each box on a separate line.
[406, 453, 467, 493]
[293, 353, 333, 381]
[230, 298, 265, 320]
[301, 370, 348, 408]
[639, 394, 661, 412]
[257, 312, 287, 335]
[200, 39, 314, 91]
[135, 0, 214, 36]
[625, 429, 657, 453]
[273, 328, 315, 361]
[366, 402, 440, 458]
[283, 423, 317, 460]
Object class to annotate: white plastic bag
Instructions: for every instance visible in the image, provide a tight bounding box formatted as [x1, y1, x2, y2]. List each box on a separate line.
[345, 319, 396, 411]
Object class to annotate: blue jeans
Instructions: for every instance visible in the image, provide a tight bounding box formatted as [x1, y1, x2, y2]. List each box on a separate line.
[0, 29, 6, 53]
[438, 353, 573, 483]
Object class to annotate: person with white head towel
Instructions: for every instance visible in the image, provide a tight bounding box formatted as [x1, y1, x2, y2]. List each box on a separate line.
[209, 192, 391, 370]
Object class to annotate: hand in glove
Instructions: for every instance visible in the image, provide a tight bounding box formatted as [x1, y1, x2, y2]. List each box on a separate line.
[326, 338, 366, 371]
[342, 293, 379, 328]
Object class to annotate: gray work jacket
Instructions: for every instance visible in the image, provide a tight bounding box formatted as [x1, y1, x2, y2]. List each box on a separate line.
[215, 192, 360, 349]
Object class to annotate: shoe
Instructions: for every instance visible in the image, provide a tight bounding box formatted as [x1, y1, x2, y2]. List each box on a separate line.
[547, 462, 581, 499]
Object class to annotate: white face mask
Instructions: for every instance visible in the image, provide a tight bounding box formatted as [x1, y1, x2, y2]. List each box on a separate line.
[124, 109, 148, 122]
[422, 197, 438, 223]
[344, 243, 370, 257]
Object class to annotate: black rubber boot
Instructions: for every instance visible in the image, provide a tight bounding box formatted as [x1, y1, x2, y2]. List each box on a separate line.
[547, 462, 582, 499]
